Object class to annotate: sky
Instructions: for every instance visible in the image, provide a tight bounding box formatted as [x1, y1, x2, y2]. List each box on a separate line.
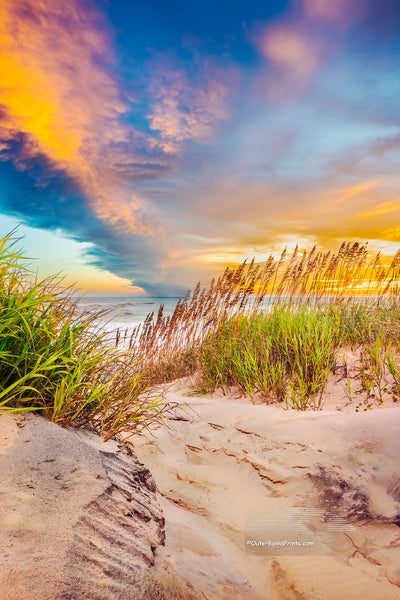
[1, 0, 400, 295]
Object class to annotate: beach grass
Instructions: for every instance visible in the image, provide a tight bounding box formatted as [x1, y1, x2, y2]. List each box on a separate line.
[3, 231, 400, 427]
[198, 303, 400, 408]
[0, 233, 169, 440]
[128, 241, 400, 410]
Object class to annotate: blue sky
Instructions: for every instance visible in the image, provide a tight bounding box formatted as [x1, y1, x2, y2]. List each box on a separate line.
[1, 0, 400, 294]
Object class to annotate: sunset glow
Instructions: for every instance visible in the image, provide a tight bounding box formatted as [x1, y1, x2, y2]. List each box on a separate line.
[1, 0, 399, 294]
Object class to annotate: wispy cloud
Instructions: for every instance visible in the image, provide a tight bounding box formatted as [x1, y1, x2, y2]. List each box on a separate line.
[0, 0, 123, 162]
[147, 59, 237, 151]
[0, 0, 241, 292]
[0, 132, 172, 292]
[0, 0, 182, 291]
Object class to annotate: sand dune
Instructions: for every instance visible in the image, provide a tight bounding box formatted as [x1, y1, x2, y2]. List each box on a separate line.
[133, 382, 400, 599]
[1, 384, 399, 599]
[0, 414, 170, 600]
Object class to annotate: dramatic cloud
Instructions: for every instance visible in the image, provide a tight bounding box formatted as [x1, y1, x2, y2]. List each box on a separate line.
[0, 0, 167, 235]
[0, 130, 175, 293]
[0, 0, 241, 291]
[0, 0, 399, 294]
[0, 1, 122, 163]
[0, 0, 179, 291]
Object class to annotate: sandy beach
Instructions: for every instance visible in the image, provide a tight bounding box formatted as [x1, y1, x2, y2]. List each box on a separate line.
[1, 378, 400, 599]
[133, 381, 400, 599]
[0, 413, 169, 600]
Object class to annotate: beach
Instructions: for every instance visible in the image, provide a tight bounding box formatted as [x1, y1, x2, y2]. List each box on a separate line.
[2, 380, 400, 599]
[133, 380, 400, 599]
[2, 240, 400, 598]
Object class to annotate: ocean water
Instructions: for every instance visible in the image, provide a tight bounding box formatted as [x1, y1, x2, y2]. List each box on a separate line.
[75, 295, 183, 341]
[74, 292, 344, 348]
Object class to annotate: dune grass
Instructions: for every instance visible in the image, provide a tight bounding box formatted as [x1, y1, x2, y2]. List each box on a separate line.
[198, 303, 400, 409]
[3, 232, 400, 423]
[0, 234, 168, 440]
[198, 308, 341, 408]
[128, 241, 400, 410]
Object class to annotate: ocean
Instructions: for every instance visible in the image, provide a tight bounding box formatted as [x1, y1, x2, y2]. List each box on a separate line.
[74, 293, 327, 347]
[75, 295, 183, 341]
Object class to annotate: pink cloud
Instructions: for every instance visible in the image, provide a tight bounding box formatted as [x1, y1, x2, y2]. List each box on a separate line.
[147, 63, 237, 151]
[301, 0, 366, 26]
[258, 25, 320, 84]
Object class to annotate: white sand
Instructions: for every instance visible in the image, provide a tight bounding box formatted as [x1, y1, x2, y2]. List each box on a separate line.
[1, 376, 399, 600]
[0, 413, 168, 600]
[133, 381, 400, 599]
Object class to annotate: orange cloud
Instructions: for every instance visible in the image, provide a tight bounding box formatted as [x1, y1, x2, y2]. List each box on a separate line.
[383, 228, 400, 242]
[360, 199, 400, 218]
[0, 1, 124, 161]
[0, 0, 157, 235]
[334, 179, 379, 204]
[95, 193, 160, 236]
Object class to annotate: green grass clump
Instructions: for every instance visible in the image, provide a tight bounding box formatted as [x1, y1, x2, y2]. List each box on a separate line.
[199, 307, 342, 408]
[0, 234, 167, 440]
[198, 304, 400, 409]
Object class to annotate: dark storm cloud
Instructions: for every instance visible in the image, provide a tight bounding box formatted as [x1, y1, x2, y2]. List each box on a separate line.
[0, 127, 184, 294]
